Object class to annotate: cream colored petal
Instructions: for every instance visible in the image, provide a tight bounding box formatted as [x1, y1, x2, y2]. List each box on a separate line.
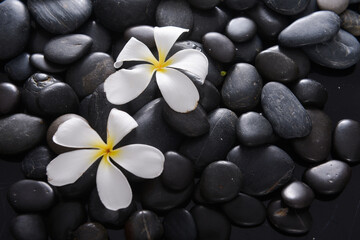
[46, 149, 100, 186]
[96, 157, 132, 210]
[112, 144, 164, 179]
[114, 37, 157, 68]
[156, 68, 199, 113]
[104, 64, 155, 105]
[168, 49, 209, 84]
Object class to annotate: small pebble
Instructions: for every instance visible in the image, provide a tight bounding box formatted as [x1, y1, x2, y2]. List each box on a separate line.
[225, 17, 257, 43]
[333, 119, 360, 163]
[0, 82, 20, 115]
[292, 79, 328, 108]
[203, 32, 235, 63]
[340, 10, 360, 36]
[73, 222, 108, 240]
[281, 181, 315, 209]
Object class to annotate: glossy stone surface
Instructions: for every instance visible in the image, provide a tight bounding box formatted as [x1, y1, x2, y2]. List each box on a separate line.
[225, 17, 257, 42]
[73, 222, 108, 240]
[0, 82, 20, 115]
[281, 181, 314, 209]
[4, 53, 34, 83]
[30, 54, 67, 73]
[203, 32, 235, 63]
[125, 210, 163, 240]
[78, 20, 112, 53]
[333, 119, 360, 163]
[292, 79, 328, 108]
[163, 209, 197, 240]
[124, 25, 155, 49]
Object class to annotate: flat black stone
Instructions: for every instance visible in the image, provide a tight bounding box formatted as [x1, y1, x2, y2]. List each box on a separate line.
[180, 108, 237, 171]
[261, 82, 312, 139]
[73, 222, 108, 240]
[221, 193, 266, 227]
[8, 179, 55, 212]
[124, 25, 155, 49]
[281, 181, 314, 209]
[292, 79, 328, 108]
[78, 20, 112, 53]
[292, 109, 332, 162]
[268, 199, 312, 235]
[0, 0, 30, 60]
[279, 11, 340, 47]
[0, 82, 20, 115]
[233, 35, 263, 63]
[11, 214, 47, 240]
[263, 0, 310, 15]
[21, 146, 54, 180]
[304, 160, 351, 195]
[203, 32, 235, 63]
[27, 0, 92, 34]
[303, 29, 360, 69]
[30, 54, 67, 73]
[0, 113, 46, 155]
[236, 111, 274, 147]
[161, 151, 195, 191]
[4, 53, 34, 83]
[225, 17, 257, 42]
[333, 119, 360, 163]
[125, 210, 163, 240]
[199, 161, 242, 203]
[191, 205, 231, 240]
[227, 145, 294, 196]
[44, 34, 93, 65]
[221, 63, 262, 111]
[156, 0, 193, 30]
[163, 209, 197, 240]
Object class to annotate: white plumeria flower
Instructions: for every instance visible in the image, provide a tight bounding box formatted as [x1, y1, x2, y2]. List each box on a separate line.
[104, 26, 209, 113]
[46, 109, 164, 211]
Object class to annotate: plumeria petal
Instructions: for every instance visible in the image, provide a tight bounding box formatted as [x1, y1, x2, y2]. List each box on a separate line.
[154, 26, 188, 62]
[156, 68, 199, 113]
[112, 144, 164, 179]
[53, 117, 106, 149]
[96, 157, 132, 210]
[107, 109, 138, 147]
[46, 149, 100, 186]
[114, 37, 157, 68]
[104, 64, 155, 105]
[167, 49, 209, 83]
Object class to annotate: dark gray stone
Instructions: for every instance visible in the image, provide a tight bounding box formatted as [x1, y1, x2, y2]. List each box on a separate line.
[188, 0, 221, 9]
[156, 0, 193, 30]
[263, 0, 310, 15]
[0, 82, 20, 115]
[78, 20, 112, 53]
[21, 146, 54, 180]
[11, 214, 47, 240]
[203, 32, 235, 63]
[333, 119, 360, 163]
[4, 53, 34, 83]
[225, 17, 257, 42]
[163, 209, 197, 240]
[30, 54, 67, 73]
[124, 25, 155, 49]
[28, 27, 53, 54]
[233, 35, 263, 63]
[195, 80, 221, 112]
[292, 79, 328, 108]
[125, 210, 163, 240]
[281, 181, 314, 209]
[73, 222, 108, 240]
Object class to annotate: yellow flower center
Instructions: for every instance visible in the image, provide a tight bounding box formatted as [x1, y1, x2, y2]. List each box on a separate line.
[149, 50, 173, 73]
[94, 138, 121, 165]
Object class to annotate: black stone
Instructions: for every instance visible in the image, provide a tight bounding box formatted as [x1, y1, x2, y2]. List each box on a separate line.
[203, 32, 235, 63]
[28, 27, 53, 54]
[261, 82, 312, 139]
[73, 222, 108, 240]
[224, 0, 258, 10]
[93, 0, 158, 32]
[292, 109, 332, 162]
[21, 146, 54, 180]
[161, 151, 195, 191]
[267, 199, 312, 234]
[221, 193, 266, 227]
[304, 160, 351, 195]
[4, 53, 34, 83]
[333, 119, 360, 163]
[66, 52, 115, 98]
[292, 79, 328, 108]
[156, 0, 193, 30]
[163, 209, 197, 240]
[281, 181, 314, 209]
[227, 145, 294, 196]
[125, 210, 163, 240]
[200, 161, 242, 203]
[279, 46, 311, 79]
[188, 0, 220, 9]
[236, 111, 274, 147]
[163, 103, 210, 137]
[191, 205, 231, 240]
[88, 189, 137, 228]
[124, 25, 155, 49]
[180, 108, 237, 171]
[0, 0, 30, 60]
[278, 11, 340, 47]
[195, 80, 221, 112]
[221, 63, 262, 112]
[27, 0, 92, 34]
[233, 35, 263, 63]
[141, 178, 193, 212]
[30, 54, 67, 73]
[78, 20, 112, 53]
[0, 82, 20, 115]
[0, 113, 46, 155]
[263, 0, 310, 15]
[303, 29, 360, 69]
[44, 34, 93, 65]
[340, 10, 360, 37]
[48, 202, 87, 240]
[8, 179, 55, 212]
[291, 0, 318, 20]
[11, 214, 47, 240]
[225, 17, 257, 43]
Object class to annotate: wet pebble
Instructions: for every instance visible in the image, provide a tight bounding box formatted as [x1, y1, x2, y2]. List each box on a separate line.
[21, 146, 54, 180]
[125, 210, 163, 240]
[281, 181, 314, 209]
[317, 0, 349, 14]
[163, 209, 197, 240]
[73, 222, 108, 240]
[0, 82, 20, 115]
[203, 32, 235, 63]
[11, 214, 47, 240]
[333, 119, 360, 163]
[156, 0, 193, 30]
[4, 53, 34, 83]
[292, 79, 328, 108]
[225, 17, 257, 43]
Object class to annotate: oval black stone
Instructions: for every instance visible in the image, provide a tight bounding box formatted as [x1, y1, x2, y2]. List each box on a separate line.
[292, 79, 328, 108]
[156, 0, 193, 30]
[281, 181, 314, 209]
[163, 209, 197, 240]
[304, 160, 351, 195]
[333, 119, 360, 163]
[225, 17, 257, 42]
[191, 205, 231, 240]
[267, 199, 312, 234]
[125, 210, 164, 240]
[11, 214, 47, 240]
[227, 145, 294, 196]
[263, 0, 310, 15]
[200, 161, 242, 203]
[21, 146, 54, 180]
[221, 193, 266, 227]
[261, 82, 312, 139]
[0, 82, 20, 115]
[221, 63, 262, 112]
[77, 20, 112, 53]
[8, 179, 55, 212]
[161, 151, 195, 191]
[73, 222, 108, 240]
[4, 53, 34, 83]
[203, 32, 235, 63]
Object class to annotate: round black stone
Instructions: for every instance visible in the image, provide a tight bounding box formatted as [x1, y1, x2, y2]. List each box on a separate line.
[281, 181, 314, 209]
[21, 145, 54, 180]
[333, 119, 360, 163]
[163, 209, 197, 240]
[73, 222, 108, 240]
[0, 82, 20, 115]
[11, 214, 47, 240]
[125, 210, 164, 240]
[225, 17, 257, 42]
[203, 32, 235, 63]
[292, 79, 328, 108]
